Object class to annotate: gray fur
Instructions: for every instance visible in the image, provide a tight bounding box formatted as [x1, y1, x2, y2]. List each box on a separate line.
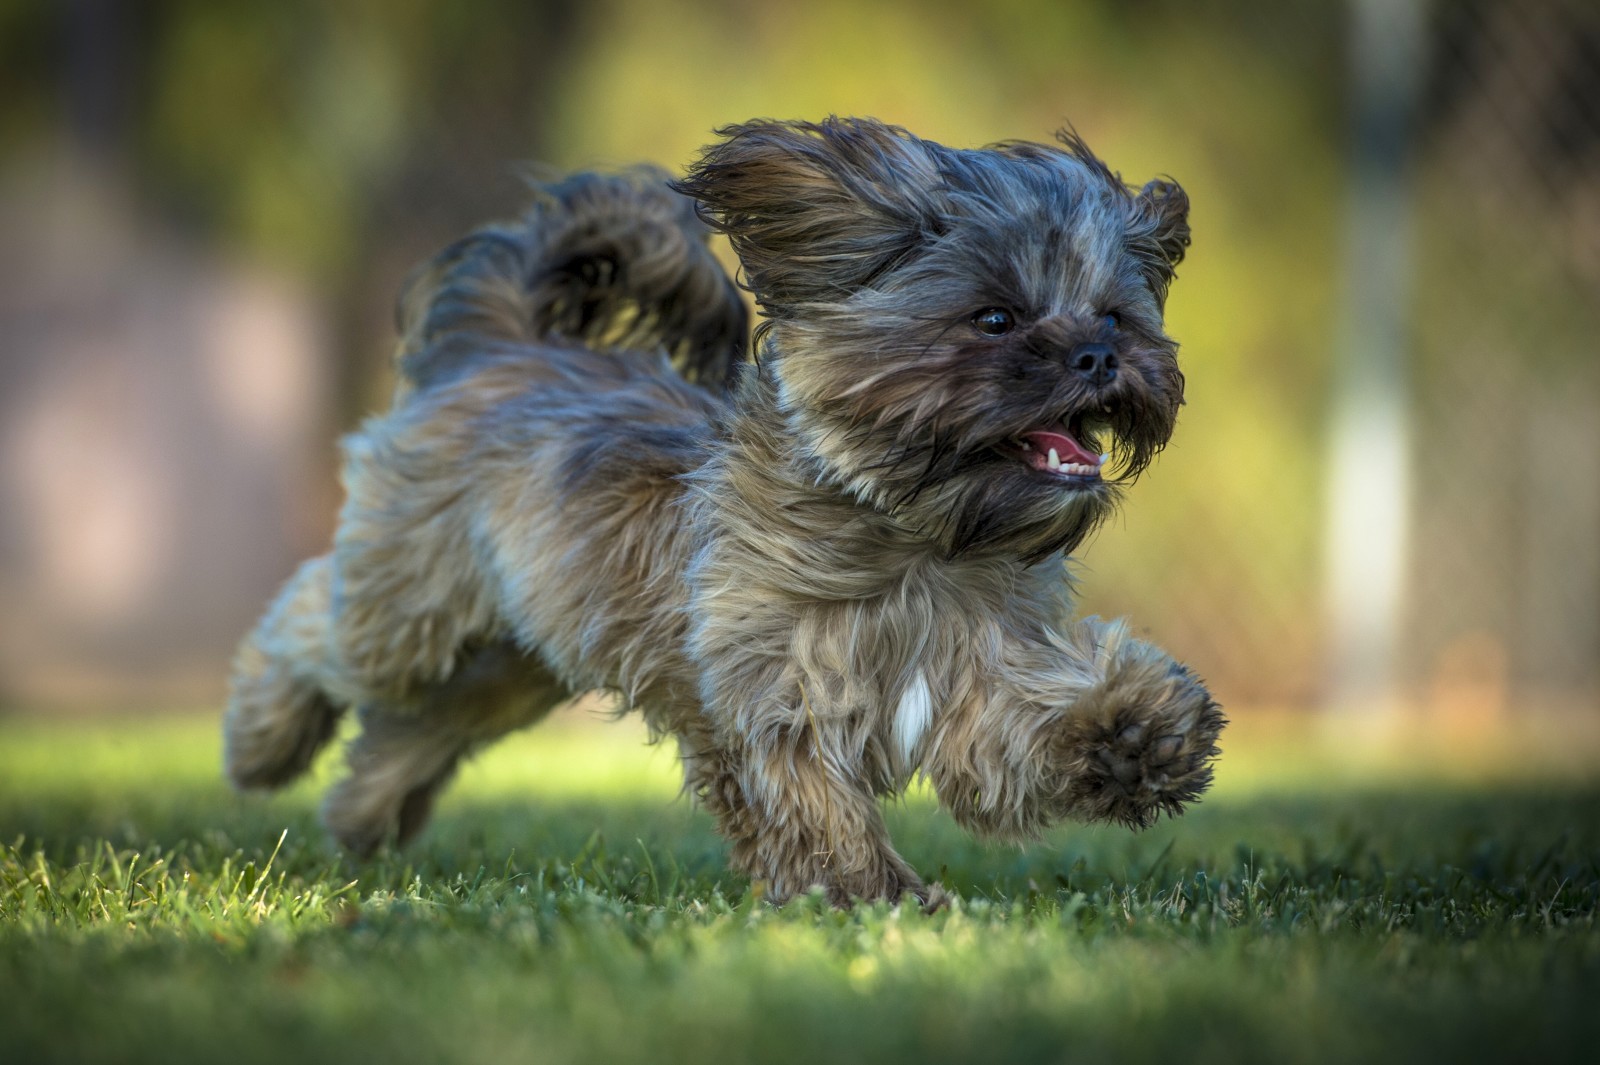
[224, 119, 1223, 906]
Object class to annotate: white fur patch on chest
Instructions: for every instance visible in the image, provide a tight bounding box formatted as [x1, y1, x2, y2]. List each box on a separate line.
[892, 669, 934, 770]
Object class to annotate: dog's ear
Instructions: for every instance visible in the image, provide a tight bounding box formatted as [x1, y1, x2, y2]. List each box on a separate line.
[1127, 178, 1191, 306]
[675, 118, 945, 319]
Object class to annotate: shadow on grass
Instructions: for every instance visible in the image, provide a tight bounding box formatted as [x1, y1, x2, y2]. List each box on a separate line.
[5, 768, 1600, 907]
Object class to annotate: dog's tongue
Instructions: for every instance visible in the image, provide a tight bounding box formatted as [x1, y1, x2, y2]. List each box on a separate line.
[1022, 429, 1100, 468]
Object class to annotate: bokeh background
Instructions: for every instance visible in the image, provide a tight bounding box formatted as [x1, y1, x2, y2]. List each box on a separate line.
[1, 0, 1596, 746]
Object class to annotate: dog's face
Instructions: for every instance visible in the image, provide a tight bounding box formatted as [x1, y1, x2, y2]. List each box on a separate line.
[679, 119, 1191, 560]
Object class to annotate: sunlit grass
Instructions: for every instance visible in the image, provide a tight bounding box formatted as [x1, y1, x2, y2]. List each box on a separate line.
[2, 707, 1598, 1065]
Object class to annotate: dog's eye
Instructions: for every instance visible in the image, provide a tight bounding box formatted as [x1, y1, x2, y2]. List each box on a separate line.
[1102, 311, 1122, 331]
[972, 308, 1014, 337]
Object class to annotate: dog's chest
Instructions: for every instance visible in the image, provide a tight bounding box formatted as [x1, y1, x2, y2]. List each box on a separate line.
[869, 568, 1020, 776]
[891, 669, 934, 770]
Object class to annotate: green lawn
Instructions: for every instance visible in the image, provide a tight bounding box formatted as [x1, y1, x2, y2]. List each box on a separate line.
[2, 710, 1598, 1065]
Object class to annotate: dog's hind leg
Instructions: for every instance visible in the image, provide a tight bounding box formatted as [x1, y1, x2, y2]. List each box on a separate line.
[225, 555, 348, 790]
[321, 642, 571, 855]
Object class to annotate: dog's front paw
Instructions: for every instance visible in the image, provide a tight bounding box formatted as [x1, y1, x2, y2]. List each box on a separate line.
[1052, 653, 1225, 828]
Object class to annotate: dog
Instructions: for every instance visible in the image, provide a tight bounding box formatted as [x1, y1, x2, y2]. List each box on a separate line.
[224, 117, 1224, 906]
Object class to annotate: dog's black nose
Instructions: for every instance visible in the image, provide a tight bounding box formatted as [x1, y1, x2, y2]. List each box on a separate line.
[1070, 343, 1118, 386]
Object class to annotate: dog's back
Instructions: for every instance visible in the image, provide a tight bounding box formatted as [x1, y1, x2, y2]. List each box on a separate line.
[224, 170, 747, 852]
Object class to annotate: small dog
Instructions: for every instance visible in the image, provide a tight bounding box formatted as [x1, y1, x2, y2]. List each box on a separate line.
[225, 118, 1224, 906]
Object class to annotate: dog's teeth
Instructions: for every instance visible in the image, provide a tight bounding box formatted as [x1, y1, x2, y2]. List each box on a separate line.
[1047, 448, 1060, 471]
[1099, 452, 1110, 465]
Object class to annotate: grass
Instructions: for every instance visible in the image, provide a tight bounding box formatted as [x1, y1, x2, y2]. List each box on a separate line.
[2, 708, 1599, 1065]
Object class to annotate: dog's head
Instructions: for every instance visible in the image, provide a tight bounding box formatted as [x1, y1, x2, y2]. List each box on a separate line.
[677, 117, 1190, 560]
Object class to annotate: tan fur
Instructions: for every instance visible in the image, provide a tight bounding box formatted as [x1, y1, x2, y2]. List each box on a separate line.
[224, 122, 1224, 906]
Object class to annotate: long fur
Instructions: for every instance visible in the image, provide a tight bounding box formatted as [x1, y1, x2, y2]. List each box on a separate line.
[224, 120, 1223, 906]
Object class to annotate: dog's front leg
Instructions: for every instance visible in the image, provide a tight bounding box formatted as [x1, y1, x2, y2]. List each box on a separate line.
[926, 617, 1224, 839]
[696, 699, 927, 907]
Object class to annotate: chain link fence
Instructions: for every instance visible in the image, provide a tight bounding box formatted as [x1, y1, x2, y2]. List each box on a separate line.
[1408, 0, 1600, 715]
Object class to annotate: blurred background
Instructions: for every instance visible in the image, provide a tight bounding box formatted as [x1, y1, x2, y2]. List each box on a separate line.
[0, 0, 1595, 743]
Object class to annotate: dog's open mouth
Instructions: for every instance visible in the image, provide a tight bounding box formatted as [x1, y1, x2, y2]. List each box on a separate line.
[1010, 418, 1108, 480]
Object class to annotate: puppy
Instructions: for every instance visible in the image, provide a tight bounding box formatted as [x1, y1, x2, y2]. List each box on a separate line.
[225, 118, 1224, 905]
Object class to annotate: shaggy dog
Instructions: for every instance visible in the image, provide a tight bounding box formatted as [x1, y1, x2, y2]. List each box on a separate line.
[225, 118, 1224, 905]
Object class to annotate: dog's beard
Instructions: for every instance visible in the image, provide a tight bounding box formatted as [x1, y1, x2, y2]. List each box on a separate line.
[774, 305, 1183, 562]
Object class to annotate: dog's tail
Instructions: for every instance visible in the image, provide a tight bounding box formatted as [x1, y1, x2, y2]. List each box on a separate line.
[394, 167, 748, 391]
